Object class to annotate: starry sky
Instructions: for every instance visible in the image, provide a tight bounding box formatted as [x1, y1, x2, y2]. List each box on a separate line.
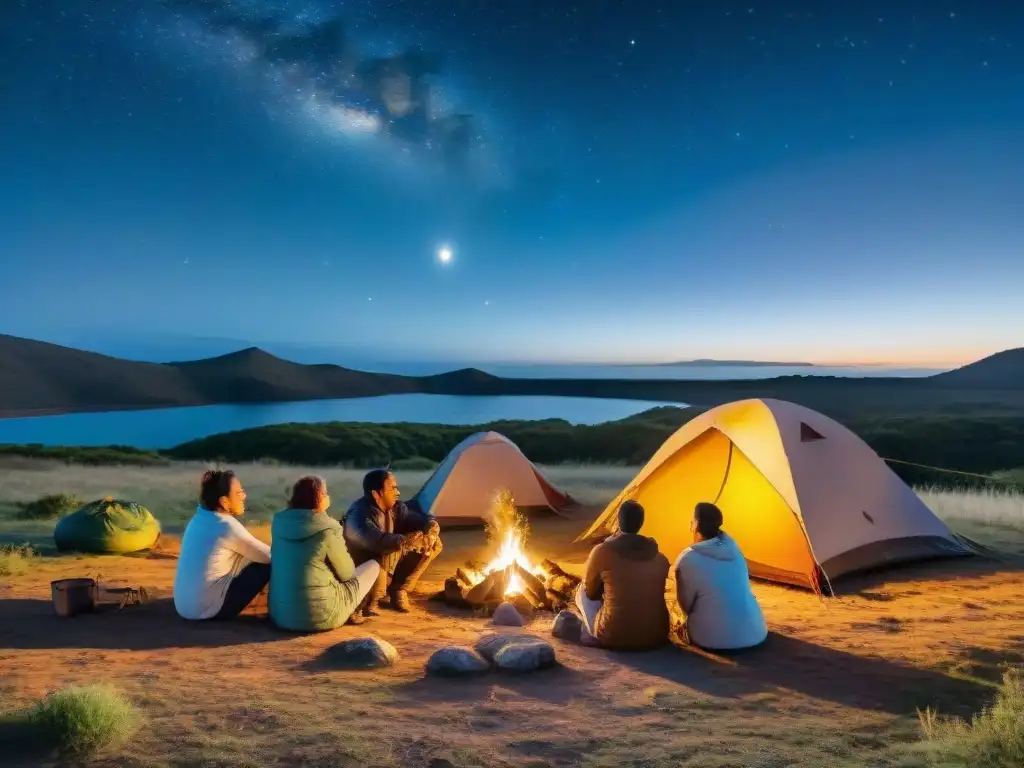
[1, 1, 1022, 367]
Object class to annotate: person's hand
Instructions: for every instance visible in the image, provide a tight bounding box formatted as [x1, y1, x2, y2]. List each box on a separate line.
[403, 530, 426, 550]
[425, 520, 440, 538]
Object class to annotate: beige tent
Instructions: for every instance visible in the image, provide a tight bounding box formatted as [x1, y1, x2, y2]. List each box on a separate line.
[577, 398, 974, 591]
[411, 431, 575, 527]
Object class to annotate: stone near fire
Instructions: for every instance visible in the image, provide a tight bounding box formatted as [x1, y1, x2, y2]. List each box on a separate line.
[493, 639, 557, 673]
[492, 601, 525, 627]
[324, 636, 399, 669]
[425, 646, 491, 677]
[551, 609, 583, 643]
[475, 632, 541, 662]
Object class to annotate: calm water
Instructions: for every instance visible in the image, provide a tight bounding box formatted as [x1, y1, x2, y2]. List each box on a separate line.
[0, 361, 944, 449]
[0, 395, 681, 449]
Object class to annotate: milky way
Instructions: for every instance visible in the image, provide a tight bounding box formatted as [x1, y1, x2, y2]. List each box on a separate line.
[159, 0, 499, 184]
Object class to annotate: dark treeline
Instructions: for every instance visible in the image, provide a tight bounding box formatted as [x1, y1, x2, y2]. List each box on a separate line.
[2, 407, 1022, 491]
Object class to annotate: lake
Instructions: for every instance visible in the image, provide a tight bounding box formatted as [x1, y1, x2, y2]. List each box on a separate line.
[0, 394, 681, 449]
[0, 362, 945, 450]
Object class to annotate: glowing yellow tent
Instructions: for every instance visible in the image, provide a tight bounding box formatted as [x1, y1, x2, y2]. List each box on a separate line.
[577, 398, 974, 591]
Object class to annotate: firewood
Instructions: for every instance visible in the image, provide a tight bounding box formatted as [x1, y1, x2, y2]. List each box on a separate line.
[547, 574, 580, 596]
[510, 562, 548, 605]
[511, 592, 538, 615]
[455, 568, 475, 588]
[444, 577, 467, 602]
[485, 569, 511, 603]
[465, 569, 506, 605]
[542, 559, 572, 579]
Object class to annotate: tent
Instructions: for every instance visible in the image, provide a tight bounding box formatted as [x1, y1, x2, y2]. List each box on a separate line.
[577, 398, 974, 591]
[411, 431, 575, 527]
[54, 498, 161, 554]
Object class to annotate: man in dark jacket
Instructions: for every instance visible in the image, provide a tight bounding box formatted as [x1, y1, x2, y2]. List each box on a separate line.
[343, 468, 442, 614]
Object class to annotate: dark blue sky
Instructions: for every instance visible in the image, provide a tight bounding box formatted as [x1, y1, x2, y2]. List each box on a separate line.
[1, 1, 1021, 366]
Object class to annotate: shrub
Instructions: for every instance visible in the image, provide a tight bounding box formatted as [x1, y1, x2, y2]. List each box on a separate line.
[16, 492, 84, 520]
[11, 684, 142, 755]
[0, 543, 36, 577]
[918, 669, 1024, 767]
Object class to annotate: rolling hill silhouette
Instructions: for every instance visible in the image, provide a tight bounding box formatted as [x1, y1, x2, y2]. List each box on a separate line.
[0, 334, 1020, 419]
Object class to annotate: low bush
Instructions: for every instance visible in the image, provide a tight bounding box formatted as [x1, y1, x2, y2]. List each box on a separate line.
[16, 492, 84, 520]
[0, 543, 36, 577]
[918, 669, 1024, 767]
[6, 683, 143, 756]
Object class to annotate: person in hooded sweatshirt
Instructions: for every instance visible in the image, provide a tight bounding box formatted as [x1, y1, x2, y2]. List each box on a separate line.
[174, 469, 272, 621]
[575, 500, 671, 650]
[268, 476, 381, 632]
[673, 501, 768, 652]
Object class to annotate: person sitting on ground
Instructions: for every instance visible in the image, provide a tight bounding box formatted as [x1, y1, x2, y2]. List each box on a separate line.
[173, 469, 271, 621]
[575, 499, 671, 650]
[343, 468, 442, 615]
[673, 501, 768, 652]
[268, 475, 381, 631]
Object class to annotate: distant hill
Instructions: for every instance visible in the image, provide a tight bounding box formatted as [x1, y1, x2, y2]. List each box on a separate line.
[932, 347, 1024, 388]
[0, 333, 1021, 420]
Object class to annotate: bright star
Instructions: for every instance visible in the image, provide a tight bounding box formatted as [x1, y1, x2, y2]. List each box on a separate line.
[437, 246, 453, 264]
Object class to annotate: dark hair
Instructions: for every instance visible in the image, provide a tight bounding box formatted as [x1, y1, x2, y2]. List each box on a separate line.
[289, 475, 327, 511]
[617, 499, 645, 534]
[362, 468, 391, 497]
[200, 469, 237, 511]
[694, 502, 723, 539]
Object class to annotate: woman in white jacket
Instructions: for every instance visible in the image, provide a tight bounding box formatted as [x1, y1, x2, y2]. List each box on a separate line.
[174, 470, 272, 620]
[673, 502, 767, 652]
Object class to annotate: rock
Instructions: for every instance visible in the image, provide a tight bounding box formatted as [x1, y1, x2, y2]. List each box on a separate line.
[551, 610, 583, 643]
[491, 601, 525, 627]
[323, 636, 399, 669]
[425, 646, 490, 677]
[475, 632, 542, 663]
[494, 639, 557, 673]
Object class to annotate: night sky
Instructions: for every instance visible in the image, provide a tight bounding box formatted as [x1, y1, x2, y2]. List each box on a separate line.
[1, 1, 1022, 366]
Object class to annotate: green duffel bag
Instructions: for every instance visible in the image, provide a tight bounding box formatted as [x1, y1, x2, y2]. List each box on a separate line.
[53, 498, 161, 554]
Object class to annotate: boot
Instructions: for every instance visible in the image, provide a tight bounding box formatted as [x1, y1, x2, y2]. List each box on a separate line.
[388, 588, 411, 613]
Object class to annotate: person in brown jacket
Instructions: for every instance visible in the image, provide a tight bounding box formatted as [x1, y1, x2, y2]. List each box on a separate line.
[575, 499, 671, 650]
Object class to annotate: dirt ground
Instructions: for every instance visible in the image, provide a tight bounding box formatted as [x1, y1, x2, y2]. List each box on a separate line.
[2, 514, 1023, 768]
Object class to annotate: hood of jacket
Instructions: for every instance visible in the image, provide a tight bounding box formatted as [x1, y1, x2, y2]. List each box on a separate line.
[604, 532, 661, 561]
[688, 532, 740, 562]
[273, 508, 342, 541]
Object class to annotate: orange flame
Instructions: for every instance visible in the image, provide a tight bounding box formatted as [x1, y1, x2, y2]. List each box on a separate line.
[463, 489, 545, 596]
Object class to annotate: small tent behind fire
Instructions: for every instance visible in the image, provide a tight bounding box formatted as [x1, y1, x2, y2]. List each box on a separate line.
[411, 431, 575, 527]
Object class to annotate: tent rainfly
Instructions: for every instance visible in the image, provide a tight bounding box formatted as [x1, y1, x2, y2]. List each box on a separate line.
[411, 431, 574, 527]
[577, 398, 975, 591]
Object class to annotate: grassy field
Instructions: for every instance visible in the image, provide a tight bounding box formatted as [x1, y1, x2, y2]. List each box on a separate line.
[1, 461, 1023, 767]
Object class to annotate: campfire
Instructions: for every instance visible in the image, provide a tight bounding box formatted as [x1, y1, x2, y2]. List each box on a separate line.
[431, 490, 581, 615]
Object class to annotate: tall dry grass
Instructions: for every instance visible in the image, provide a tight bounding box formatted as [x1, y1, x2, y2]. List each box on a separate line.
[0, 460, 1021, 549]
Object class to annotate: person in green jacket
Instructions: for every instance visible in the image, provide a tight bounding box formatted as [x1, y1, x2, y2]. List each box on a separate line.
[269, 476, 381, 632]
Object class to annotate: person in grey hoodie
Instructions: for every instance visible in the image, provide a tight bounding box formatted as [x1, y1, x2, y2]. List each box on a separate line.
[673, 502, 768, 651]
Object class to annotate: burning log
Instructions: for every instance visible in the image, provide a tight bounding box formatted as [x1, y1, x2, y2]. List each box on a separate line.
[464, 568, 508, 605]
[511, 561, 547, 605]
[511, 592, 539, 614]
[542, 559, 573, 579]
[455, 568, 475, 588]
